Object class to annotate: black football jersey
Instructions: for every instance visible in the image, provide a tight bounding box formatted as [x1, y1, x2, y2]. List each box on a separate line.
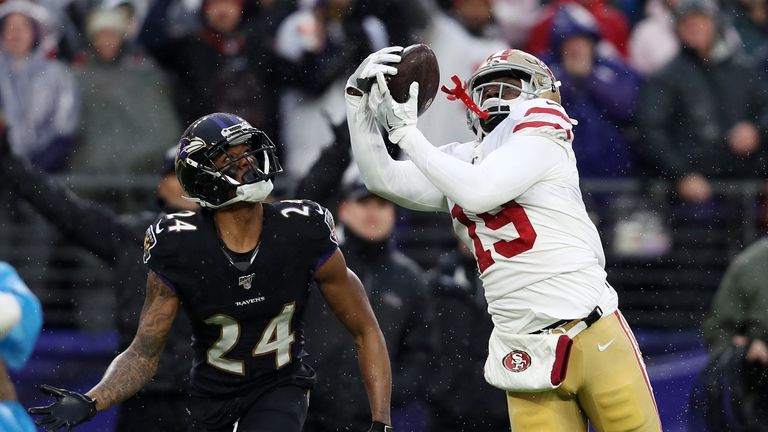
[142, 200, 338, 396]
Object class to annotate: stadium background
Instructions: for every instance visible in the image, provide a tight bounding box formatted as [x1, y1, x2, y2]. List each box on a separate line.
[1, 0, 767, 430]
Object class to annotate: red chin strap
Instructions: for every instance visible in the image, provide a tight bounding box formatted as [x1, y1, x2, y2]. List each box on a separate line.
[441, 75, 490, 120]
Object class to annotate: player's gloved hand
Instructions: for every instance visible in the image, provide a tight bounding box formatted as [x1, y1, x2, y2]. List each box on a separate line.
[370, 72, 418, 144]
[28, 385, 97, 431]
[345, 46, 402, 98]
[346, 47, 403, 139]
[367, 421, 393, 432]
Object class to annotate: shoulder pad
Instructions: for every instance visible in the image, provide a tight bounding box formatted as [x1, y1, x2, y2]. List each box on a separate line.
[273, 199, 327, 219]
[273, 200, 338, 247]
[511, 99, 575, 142]
[143, 210, 200, 264]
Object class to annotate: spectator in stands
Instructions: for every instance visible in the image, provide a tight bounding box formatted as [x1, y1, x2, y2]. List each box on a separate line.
[294, 118, 354, 211]
[703, 236, 768, 363]
[696, 236, 768, 429]
[0, 0, 79, 173]
[723, 0, 768, 60]
[69, 7, 181, 176]
[637, 0, 768, 203]
[0, 262, 42, 432]
[303, 180, 435, 432]
[526, 0, 631, 58]
[491, 0, 542, 48]
[450, 0, 500, 39]
[544, 4, 641, 178]
[0, 137, 195, 432]
[416, 1, 507, 146]
[274, 0, 387, 183]
[629, 0, 680, 76]
[139, 0, 280, 141]
[355, 0, 428, 46]
[425, 240, 508, 432]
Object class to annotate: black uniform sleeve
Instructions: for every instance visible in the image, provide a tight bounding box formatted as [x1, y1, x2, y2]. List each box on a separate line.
[141, 213, 183, 281]
[308, 201, 339, 270]
[275, 200, 339, 270]
[0, 143, 142, 262]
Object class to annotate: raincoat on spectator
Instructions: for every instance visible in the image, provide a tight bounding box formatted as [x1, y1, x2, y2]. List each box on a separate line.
[425, 248, 508, 432]
[544, 5, 641, 178]
[702, 237, 768, 354]
[70, 8, 181, 176]
[0, 0, 79, 173]
[303, 225, 435, 431]
[637, 31, 768, 179]
[139, 0, 279, 141]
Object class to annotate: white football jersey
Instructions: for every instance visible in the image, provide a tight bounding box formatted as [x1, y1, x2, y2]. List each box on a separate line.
[441, 99, 618, 334]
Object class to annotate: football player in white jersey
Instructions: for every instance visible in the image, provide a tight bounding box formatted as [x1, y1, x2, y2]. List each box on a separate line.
[345, 47, 662, 432]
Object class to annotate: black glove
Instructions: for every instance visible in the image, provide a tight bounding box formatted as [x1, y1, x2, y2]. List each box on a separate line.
[28, 384, 97, 431]
[368, 421, 393, 432]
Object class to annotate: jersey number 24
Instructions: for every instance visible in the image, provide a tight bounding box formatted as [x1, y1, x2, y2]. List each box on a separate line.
[204, 303, 296, 374]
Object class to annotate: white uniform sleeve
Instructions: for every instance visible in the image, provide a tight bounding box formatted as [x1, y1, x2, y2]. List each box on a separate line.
[397, 128, 562, 214]
[346, 92, 449, 212]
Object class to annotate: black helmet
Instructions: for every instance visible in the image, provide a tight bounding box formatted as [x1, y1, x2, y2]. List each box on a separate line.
[175, 113, 282, 208]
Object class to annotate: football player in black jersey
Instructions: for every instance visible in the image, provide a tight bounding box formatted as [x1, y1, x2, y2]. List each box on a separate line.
[29, 113, 394, 432]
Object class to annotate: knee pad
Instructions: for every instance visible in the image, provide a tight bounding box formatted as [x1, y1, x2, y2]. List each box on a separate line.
[510, 408, 560, 431]
[591, 384, 646, 431]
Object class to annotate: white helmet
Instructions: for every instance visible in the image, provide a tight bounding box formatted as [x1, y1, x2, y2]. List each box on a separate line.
[466, 49, 561, 135]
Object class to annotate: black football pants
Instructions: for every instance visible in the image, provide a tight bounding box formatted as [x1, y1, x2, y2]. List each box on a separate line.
[116, 392, 190, 432]
[190, 384, 310, 432]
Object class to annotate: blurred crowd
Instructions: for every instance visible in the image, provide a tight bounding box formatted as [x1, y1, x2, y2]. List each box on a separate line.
[1, 0, 768, 430]
[0, 0, 766, 188]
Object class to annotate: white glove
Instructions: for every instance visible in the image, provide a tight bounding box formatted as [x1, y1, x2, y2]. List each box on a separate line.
[370, 72, 419, 144]
[345, 46, 403, 98]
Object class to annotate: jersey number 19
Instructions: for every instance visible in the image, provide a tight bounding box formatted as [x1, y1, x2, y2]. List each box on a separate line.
[451, 201, 537, 273]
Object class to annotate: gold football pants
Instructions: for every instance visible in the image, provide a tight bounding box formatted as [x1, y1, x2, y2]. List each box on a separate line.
[506, 311, 662, 432]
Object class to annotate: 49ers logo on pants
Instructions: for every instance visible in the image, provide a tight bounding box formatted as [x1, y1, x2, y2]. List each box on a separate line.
[503, 350, 532, 372]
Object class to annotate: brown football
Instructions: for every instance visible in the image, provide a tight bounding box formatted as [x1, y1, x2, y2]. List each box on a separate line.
[358, 44, 440, 116]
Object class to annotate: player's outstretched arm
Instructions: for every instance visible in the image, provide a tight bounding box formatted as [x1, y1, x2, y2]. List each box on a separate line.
[315, 249, 393, 429]
[373, 77, 561, 214]
[345, 48, 447, 213]
[29, 271, 178, 430]
[86, 271, 178, 409]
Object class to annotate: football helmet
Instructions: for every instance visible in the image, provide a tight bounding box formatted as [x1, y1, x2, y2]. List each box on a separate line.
[467, 49, 561, 135]
[175, 113, 282, 208]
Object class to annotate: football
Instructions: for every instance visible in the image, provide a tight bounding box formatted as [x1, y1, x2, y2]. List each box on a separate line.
[359, 44, 440, 116]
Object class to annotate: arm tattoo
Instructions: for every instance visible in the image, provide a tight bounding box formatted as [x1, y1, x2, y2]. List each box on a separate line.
[86, 272, 178, 410]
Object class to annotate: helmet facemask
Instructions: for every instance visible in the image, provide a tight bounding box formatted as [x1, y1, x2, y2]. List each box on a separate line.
[206, 127, 281, 186]
[471, 72, 537, 134]
[178, 122, 283, 208]
[463, 49, 562, 138]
